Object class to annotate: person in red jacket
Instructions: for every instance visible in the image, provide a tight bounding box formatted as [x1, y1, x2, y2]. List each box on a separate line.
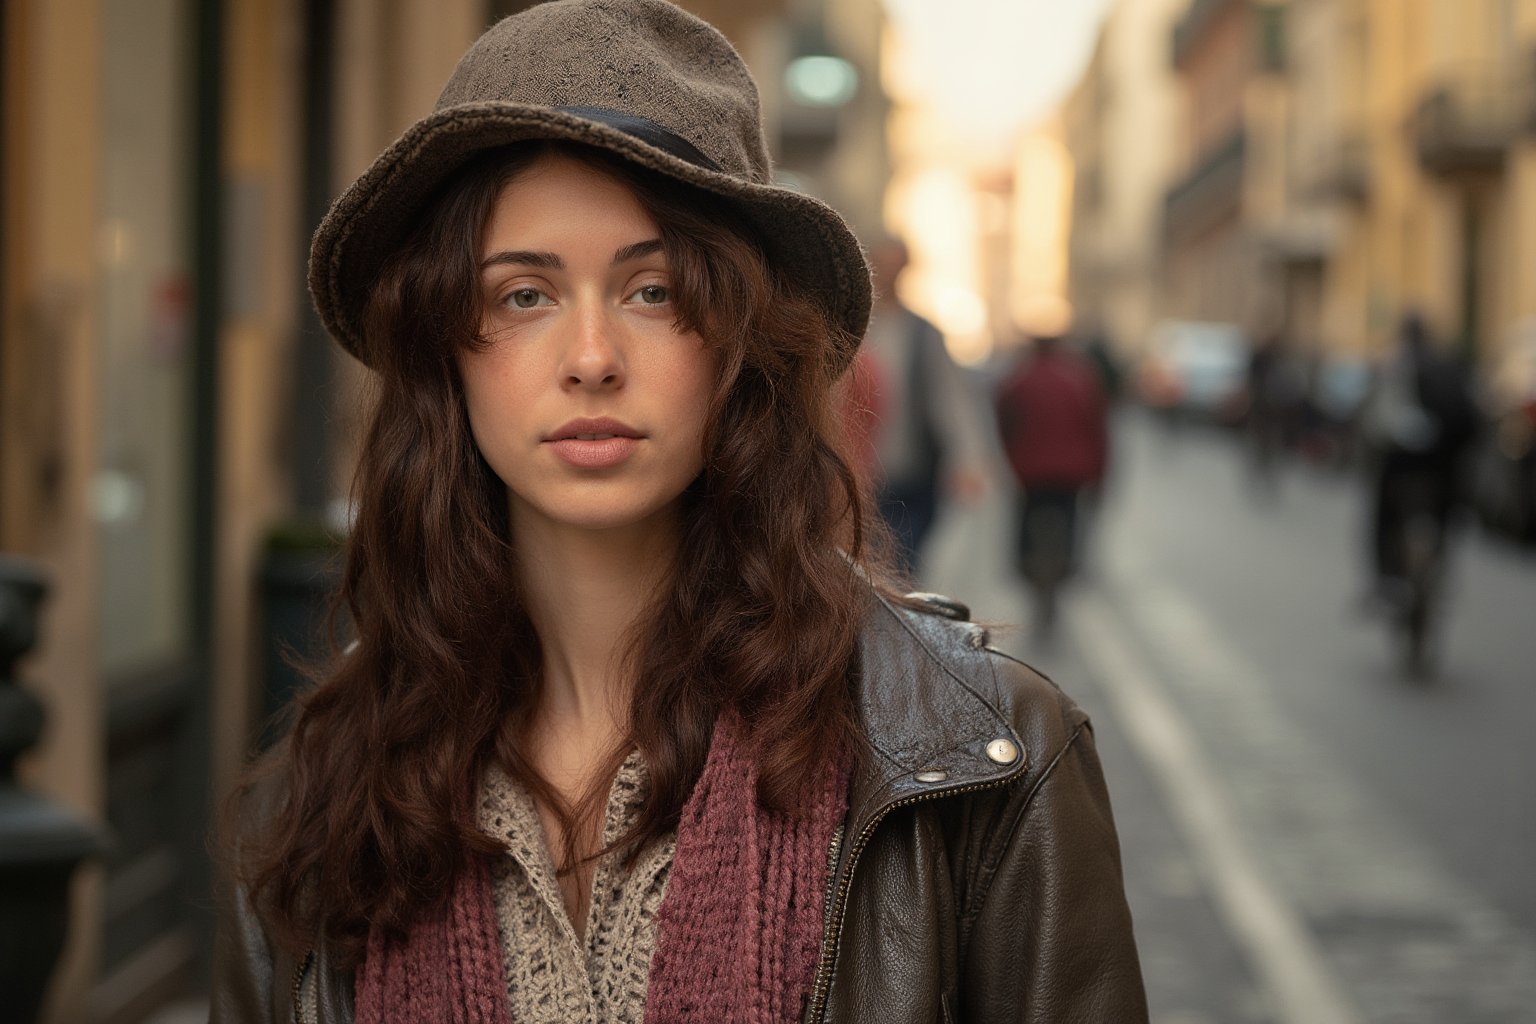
[995, 333, 1110, 632]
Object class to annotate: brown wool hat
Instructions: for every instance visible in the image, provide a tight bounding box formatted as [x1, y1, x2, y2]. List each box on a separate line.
[308, 0, 872, 370]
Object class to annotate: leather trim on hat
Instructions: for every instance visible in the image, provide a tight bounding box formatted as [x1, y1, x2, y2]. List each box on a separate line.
[554, 106, 724, 173]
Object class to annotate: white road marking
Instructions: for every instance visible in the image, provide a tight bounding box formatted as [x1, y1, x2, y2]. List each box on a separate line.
[1076, 570, 1536, 1024]
[1074, 590, 1363, 1024]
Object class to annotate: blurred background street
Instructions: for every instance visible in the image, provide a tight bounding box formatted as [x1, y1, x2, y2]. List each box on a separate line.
[4, 0, 1536, 1021]
[925, 409, 1536, 1023]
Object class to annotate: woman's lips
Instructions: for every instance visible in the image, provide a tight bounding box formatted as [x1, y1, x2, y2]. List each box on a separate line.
[545, 417, 642, 467]
[548, 435, 640, 468]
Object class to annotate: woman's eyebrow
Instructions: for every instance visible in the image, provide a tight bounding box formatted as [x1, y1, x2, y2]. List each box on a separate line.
[611, 238, 664, 265]
[478, 239, 663, 272]
[480, 250, 562, 271]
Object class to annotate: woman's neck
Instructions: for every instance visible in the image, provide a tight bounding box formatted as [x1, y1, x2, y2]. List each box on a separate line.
[513, 510, 680, 737]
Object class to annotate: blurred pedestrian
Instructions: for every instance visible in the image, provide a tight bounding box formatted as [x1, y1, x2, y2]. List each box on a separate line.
[995, 333, 1110, 633]
[1071, 323, 1123, 562]
[858, 237, 990, 577]
[1245, 330, 1305, 491]
[1359, 312, 1478, 603]
[211, 3, 1147, 1022]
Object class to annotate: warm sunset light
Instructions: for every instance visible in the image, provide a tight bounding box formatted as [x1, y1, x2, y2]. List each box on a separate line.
[1010, 126, 1075, 339]
[880, 2, 1103, 362]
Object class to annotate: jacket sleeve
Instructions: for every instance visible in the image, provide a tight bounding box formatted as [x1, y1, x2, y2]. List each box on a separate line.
[210, 768, 291, 1024]
[964, 722, 1149, 1023]
[209, 872, 278, 1024]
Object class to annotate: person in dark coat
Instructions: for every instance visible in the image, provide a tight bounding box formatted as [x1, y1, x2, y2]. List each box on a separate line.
[995, 334, 1109, 630]
[1245, 330, 1305, 489]
[852, 238, 990, 578]
[1361, 312, 1478, 591]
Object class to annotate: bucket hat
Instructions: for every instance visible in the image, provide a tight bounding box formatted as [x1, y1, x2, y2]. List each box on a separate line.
[308, 0, 872, 371]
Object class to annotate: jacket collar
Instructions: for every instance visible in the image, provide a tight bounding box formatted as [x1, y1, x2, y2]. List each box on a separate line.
[843, 592, 1030, 838]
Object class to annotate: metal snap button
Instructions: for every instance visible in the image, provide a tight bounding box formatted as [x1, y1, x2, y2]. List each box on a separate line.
[985, 738, 1020, 765]
[914, 770, 949, 783]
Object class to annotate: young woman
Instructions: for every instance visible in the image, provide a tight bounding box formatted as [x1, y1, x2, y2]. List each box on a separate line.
[213, 2, 1148, 1022]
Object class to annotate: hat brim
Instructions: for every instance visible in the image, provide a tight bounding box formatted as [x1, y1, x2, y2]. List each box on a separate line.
[308, 102, 871, 371]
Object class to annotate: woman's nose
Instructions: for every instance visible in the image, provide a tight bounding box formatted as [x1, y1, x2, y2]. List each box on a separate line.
[559, 306, 625, 389]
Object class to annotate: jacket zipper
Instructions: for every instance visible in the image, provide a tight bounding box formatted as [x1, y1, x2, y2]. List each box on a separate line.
[291, 949, 314, 1024]
[820, 823, 845, 934]
[803, 775, 1018, 1024]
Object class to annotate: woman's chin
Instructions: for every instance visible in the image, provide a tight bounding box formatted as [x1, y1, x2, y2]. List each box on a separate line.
[513, 492, 683, 538]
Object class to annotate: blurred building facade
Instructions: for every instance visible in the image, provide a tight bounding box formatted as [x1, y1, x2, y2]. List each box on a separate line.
[1065, 0, 1188, 354]
[1164, 0, 1290, 333]
[1066, 0, 1536, 366]
[0, 0, 887, 1021]
[1333, 0, 1536, 359]
[1003, 125, 1077, 346]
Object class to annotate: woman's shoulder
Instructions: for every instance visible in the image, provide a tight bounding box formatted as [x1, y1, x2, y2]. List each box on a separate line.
[853, 590, 1090, 792]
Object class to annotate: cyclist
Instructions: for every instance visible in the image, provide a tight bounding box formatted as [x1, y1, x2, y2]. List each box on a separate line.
[1359, 312, 1478, 667]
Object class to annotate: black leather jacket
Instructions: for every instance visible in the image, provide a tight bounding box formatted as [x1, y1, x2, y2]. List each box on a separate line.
[211, 594, 1148, 1023]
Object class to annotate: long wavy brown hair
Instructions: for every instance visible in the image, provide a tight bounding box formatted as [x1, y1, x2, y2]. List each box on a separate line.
[229, 140, 895, 964]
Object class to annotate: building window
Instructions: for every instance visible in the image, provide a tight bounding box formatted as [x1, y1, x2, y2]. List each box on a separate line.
[95, 0, 194, 680]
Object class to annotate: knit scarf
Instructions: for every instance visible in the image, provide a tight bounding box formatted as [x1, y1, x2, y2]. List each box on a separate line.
[353, 711, 852, 1024]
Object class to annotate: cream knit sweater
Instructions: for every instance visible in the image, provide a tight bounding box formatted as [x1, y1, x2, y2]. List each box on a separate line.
[296, 756, 674, 1024]
[476, 753, 676, 1024]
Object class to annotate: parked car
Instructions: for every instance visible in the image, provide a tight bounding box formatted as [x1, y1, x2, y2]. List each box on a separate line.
[1135, 320, 1249, 424]
[1470, 322, 1536, 544]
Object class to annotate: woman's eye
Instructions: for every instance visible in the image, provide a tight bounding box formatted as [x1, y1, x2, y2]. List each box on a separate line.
[504, 287, 548, 309]
[631, 284, 670, 305]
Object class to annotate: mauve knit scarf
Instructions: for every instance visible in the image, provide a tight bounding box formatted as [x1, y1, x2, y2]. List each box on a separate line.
[353, 711, 852, 1024]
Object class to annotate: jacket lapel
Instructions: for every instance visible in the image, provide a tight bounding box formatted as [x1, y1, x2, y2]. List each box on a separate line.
[842, 593, 1029, 844]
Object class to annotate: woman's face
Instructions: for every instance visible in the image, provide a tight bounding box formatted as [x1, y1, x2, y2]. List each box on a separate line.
[458, 153, 715, 536]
